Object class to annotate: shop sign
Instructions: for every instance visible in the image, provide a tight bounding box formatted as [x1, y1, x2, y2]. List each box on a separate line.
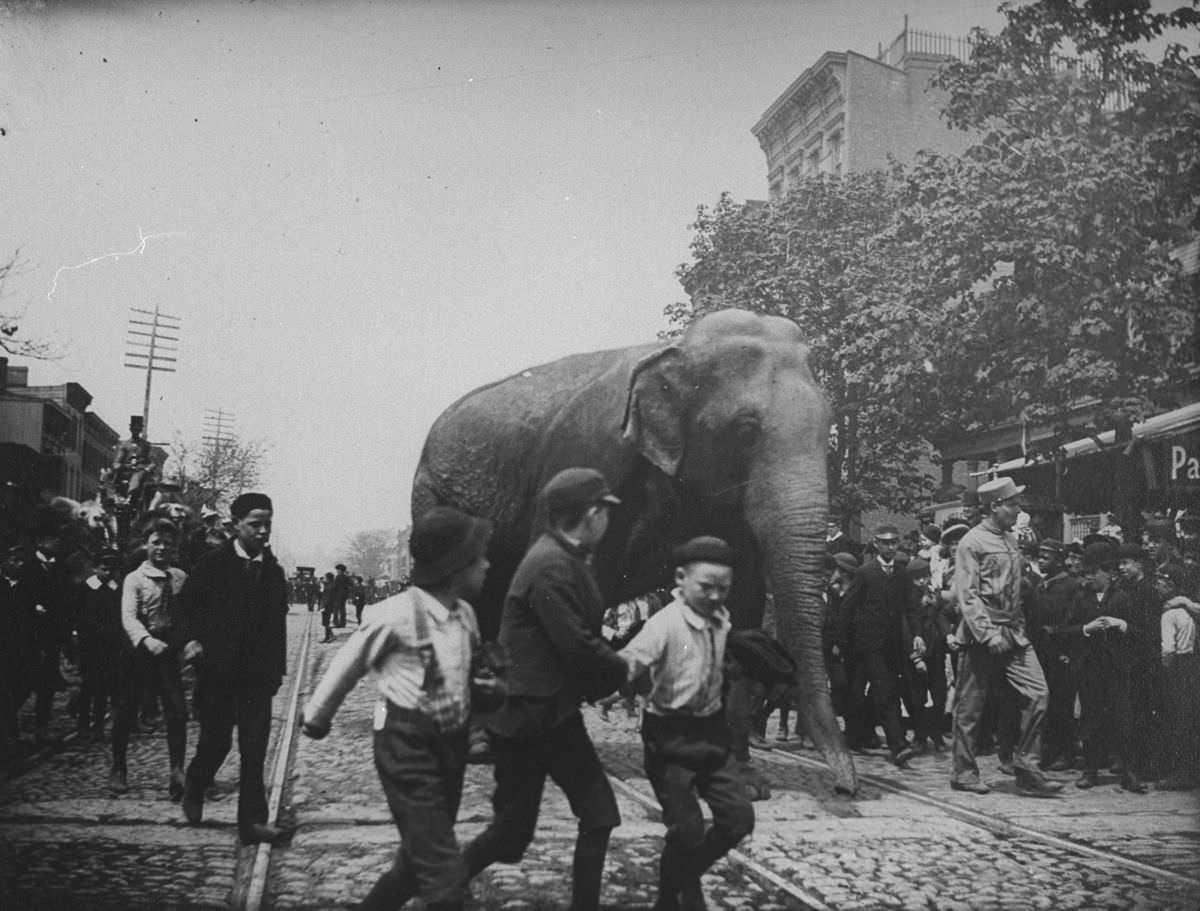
[1164, 431, 1200, 492]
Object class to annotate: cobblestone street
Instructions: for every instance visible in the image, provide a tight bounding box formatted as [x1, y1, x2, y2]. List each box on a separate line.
[2, 612, 1198, 910]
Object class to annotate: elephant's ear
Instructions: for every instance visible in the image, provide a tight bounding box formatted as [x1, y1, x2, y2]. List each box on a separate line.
[622, 346, 686, 476]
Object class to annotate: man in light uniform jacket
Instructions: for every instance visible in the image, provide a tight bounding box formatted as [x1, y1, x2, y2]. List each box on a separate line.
[949, 476, 1062, 797]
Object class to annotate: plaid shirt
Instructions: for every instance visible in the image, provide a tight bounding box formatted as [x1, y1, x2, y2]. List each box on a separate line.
[304, 586, 479, 733]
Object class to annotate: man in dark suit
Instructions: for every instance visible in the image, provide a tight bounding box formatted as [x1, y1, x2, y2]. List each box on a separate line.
[840, 524, 919, 767]
[178, 492, 289, 845]
[18, 512, 69, 746]
[462, 468, 628, 911]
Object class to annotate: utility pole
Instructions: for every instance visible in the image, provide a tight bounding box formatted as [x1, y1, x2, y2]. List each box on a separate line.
[123, 305, 180, 437]
[202, 408, 236, 497]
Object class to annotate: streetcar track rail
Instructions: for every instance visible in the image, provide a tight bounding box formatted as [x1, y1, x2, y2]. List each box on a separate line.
[750, 744, 1200, 889]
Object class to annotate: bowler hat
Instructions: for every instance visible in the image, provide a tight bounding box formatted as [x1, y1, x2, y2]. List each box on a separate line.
[673, 536, 735, 568]
[409, 507, 493, 587]
[1082, 541, 1118, 572]
[977, 476, 1025, 506]
[941, 523, 970, 547]
[541, 467, 620, 512]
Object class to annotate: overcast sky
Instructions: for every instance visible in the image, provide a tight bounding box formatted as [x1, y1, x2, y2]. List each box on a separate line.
[2, 0, 1005, 567]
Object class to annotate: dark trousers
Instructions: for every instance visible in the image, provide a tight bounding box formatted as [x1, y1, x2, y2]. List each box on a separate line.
[641, 712, 754, 905]
[112, 647, 187, 772]
[185, 675, 274, 831]
[462, 711, 620, 911]
[1163, 655, 1200, 781]
[15, 643, 60, 731]
[847, 649, 908, 755]
[1039, 652, 1076, 765]
[952, 642, 1048, 785]
[1077, 657, 1133, 774]
[75, 648, 110, 735]
[357, 705, 470, 911]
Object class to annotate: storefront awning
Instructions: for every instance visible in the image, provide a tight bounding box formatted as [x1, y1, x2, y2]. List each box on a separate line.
[993, 401, 1200, 473]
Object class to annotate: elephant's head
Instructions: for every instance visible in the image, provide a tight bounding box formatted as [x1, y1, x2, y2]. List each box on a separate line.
[622, 308, 857, 794]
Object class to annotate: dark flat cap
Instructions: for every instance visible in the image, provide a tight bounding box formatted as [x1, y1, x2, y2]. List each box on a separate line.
[1038, 539, 1066, 558]
[541, 467, 620, 512]
[1082, 541, 1118, 572]
[672, 536, 735, 568]
[409, 507, 493, 587]
[1116, 542, 1146, 561]
[831, 551, 860, 574]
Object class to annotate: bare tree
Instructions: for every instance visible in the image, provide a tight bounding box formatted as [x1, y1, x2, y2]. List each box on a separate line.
[1, 251, 63, 359]
[339, 528, 397, 579]
[165, 431, 270, 515]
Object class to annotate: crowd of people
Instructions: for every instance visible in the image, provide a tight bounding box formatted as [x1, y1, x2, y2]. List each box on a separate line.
[1, 486, 293, 846]
[808, 479, 1200, 796]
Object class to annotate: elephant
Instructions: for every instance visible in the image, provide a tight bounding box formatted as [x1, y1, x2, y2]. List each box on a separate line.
[412, 308, 858, 795]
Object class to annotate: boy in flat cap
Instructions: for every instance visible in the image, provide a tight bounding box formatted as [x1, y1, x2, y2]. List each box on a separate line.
[619, 536, 754, 911]
[949, 477, 1062, 797]
[462, 467, 628, 911]
[178, 493, 290, 844]
[303, 507, 496, 911]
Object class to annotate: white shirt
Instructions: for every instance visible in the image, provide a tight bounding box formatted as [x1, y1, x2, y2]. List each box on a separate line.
[620, 591, 730, 718]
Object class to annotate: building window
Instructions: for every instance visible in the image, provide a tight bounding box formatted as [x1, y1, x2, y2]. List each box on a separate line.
[806, 145, 821, 175]
[825, 130, 843, 176]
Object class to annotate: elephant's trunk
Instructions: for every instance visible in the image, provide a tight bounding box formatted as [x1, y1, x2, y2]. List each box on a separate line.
[746, 456, 858, 795]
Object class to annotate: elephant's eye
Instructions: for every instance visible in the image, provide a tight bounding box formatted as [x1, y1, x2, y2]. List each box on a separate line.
[732, 419, 761, 449]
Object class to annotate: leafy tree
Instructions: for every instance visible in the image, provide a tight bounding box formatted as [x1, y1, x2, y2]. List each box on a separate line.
[672, 174, 936, 518]
[339, 528, 397, 579]
[165, 432, 270, 516]
[905, 0, 1200, 443]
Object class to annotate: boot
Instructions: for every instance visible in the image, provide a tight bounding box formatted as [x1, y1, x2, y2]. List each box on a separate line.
[169, 765, 186, 801]
[108, 767, 129, 794]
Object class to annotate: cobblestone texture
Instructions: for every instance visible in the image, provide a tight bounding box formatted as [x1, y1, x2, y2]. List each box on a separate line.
[4, 611, 1199, 910]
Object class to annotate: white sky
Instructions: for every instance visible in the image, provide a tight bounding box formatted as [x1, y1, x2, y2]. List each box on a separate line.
[2, 0, 1005, 566]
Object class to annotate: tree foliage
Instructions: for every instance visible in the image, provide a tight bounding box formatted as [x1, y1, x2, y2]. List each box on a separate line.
[339, 528, 397, 579]
[672, 0, 1199, 515]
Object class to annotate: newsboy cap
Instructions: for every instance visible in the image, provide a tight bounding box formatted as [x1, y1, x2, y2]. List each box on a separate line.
[831, 551, 860, 574]
[1038, 539, 1066, 559]
[672, 536, 735, 568]
[1117, 542, 1146, 561]
[409, 507, 493, 588]
[906, 558, 931, 579]
[977, 476, 1025, 506]
[540, 467, 620, 512]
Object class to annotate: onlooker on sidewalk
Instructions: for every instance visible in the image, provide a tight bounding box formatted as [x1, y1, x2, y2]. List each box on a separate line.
[303, 507, 497, 911]
[70, 551, 125, 746]
[178, 493, 289, 846]
[1158, 563, 1199, 791]
[117, 519, 189, 797]
[330, 563, 351, 628]
[1062, 541, 1153, 794]
[1025, 539, 1081, 771]
[620, 536, 754, 911]
[841, 524, 919, 767]
[949, 477, 1062, 798]
[1116, 542, 1166, 780]
[461, 468, 628, 911]
[319, 571, 337, 643]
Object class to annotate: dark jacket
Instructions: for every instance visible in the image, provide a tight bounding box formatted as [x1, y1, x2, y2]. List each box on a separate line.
[487, 530, 626, 737]
[178, 541, 288, 692]
[1026, 571, 1081, 660]
[1059, 584, 1156, 672]
[841, 558, 920, 656]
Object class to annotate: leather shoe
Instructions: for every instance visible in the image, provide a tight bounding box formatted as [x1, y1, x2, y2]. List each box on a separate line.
[1046, 756, 1073, 772]
[107, 769, 129, 794]
[950, 780, 991, 794]
[1075, 771, 1100, 790]
[1016, 776, 1064, 798]
[892, 746, 916, 768]
[998, 758, 1015, 775]
[168, 766, 186, 801]
[239, 823, 283, 845]
[182, 789, 204, 824]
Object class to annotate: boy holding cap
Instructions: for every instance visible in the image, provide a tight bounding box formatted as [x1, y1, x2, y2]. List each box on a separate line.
[462, 467, 628, 911]
[619, 536, 754, 911]
[303, 507, 496, 911]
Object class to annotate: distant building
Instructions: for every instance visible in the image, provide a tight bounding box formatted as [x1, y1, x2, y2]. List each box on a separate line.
[0, 359, 121, 503]
[752, 23, 975, 200]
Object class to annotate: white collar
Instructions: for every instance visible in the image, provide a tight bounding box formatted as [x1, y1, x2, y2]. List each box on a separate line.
[86, 574, 118, 591]
[234, 540, 263, 562]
